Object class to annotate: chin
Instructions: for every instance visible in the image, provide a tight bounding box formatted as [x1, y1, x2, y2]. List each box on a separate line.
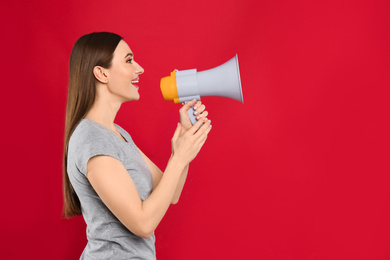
[121, 95, 140, 103]
[129, 94, 140, 101]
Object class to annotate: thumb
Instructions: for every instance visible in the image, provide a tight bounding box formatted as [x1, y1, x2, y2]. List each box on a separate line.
[172, 122, 182, 141]
[181, 99, 197, 112]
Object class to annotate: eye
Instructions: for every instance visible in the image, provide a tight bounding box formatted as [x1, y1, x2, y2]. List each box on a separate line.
[126, 59, 133, 64]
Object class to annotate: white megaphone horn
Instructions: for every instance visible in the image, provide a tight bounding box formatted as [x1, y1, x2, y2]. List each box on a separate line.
[160, 54, 244, 124]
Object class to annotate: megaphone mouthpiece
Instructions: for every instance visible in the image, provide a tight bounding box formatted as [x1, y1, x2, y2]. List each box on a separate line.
[160, 70, 180, 103]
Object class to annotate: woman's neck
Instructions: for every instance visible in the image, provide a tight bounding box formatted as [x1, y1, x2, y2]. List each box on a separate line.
[84, 94, 122, 132]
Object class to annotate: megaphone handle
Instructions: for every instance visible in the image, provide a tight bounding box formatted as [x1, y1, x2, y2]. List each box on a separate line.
[187, 106, 198, 125]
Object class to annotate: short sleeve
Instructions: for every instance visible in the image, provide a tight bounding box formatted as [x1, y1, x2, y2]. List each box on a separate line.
[68, 121, 122, 176]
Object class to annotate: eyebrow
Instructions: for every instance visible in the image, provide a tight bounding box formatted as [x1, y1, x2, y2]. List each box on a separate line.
[124, 53, 134, 59]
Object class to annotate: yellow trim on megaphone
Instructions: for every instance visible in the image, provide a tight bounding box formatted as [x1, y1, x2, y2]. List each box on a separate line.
[160, 69, 180, 104]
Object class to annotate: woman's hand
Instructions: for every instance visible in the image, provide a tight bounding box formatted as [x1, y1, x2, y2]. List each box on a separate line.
[171, 118, 212, 166]
[179, 99, 209, 135]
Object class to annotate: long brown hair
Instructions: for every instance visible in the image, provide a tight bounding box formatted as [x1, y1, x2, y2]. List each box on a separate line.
[63, 32, 122, 218]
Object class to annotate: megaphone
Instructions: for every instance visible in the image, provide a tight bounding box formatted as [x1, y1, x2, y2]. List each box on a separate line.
[160, 55, 244, 124]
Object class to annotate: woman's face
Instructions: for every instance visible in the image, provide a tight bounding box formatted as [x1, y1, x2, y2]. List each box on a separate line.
[106, 40, 144, 102]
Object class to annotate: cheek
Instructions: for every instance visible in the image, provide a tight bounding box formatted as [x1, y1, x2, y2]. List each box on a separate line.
[121, 67, 134, 82]
[111, 69, 130, 84]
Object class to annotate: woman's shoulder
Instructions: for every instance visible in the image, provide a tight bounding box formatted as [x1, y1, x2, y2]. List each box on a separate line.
[72, 118, 102, 138]
[68, 119, 121, 175]
[70, 119, 113, 147]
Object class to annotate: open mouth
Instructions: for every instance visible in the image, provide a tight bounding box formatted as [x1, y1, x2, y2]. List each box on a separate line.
[131, 77, 139, 84]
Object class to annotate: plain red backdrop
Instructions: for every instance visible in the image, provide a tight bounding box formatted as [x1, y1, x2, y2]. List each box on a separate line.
[1, 0, 389, 259]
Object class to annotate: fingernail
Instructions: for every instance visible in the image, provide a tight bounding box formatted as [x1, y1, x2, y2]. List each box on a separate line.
[208, 120, 211, 124]
[196, 116, 200, 120]
[194, 106, 197, 110]
[194, 111, 198, 115]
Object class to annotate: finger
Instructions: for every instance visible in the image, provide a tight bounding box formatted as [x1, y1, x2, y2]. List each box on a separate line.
[196, 111, 209, 120]
[204, 121, 212, 134]
[194, 119, 211, 138]
[195, 122, 212, 145]
[193, 101, 202, 110]
[187, 116, 207, 135]
[172, 122, 182, 141]
[180, 99, 197, 112]
[198, 122, 212, 139]
[193, 104, 206, 116]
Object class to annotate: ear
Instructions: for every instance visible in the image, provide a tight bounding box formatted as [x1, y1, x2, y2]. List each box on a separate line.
[93, 66, 109, 84]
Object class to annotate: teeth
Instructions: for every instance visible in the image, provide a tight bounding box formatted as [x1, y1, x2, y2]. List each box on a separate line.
[132, 80, 139, 84]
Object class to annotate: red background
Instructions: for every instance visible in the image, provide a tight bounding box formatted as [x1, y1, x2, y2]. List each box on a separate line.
[1, 0, 389, 259]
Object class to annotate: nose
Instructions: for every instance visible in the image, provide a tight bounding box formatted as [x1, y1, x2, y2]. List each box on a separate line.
[135, 61, 144, 75]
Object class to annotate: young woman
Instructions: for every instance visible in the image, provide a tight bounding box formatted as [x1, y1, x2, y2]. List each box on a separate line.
[63, 32, 212, 259]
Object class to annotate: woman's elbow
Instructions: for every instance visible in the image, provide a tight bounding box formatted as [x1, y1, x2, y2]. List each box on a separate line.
[171, 198, 179, 205]
[171, 194, 180, 205]
[138, 231, 154, 239]
[123, 220, 154, 239]
[132, 226, 154, 239]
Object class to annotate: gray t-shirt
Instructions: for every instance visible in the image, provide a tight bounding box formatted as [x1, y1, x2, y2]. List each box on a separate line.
[67, 118, 156, 259]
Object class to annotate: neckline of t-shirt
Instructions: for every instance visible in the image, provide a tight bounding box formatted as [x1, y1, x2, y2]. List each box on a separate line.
[83, 118, 129, 143]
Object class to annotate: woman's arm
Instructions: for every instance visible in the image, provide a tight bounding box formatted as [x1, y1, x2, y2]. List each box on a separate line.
[87, 119, 211, 239]
[138, 149, 189, 204]
[171, 164, 189, 204]
[138, 99, 208, 204]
